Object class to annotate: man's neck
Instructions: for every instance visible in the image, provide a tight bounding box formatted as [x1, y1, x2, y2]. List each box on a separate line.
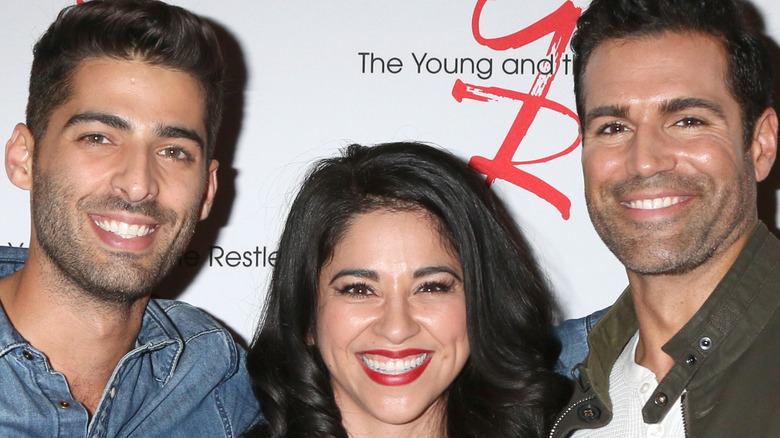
[628, 228, 753, 381]
[0, 248, 149, 416]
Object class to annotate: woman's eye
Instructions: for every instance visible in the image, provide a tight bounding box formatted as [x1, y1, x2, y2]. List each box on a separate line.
[338, 283, 374, 296]
[417, 281, 454, 293]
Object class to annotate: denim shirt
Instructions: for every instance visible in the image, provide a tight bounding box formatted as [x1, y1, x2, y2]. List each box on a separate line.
[0, 246, 262, 437]
[0, 245, 26, 278]
[554, 306, 609, 378]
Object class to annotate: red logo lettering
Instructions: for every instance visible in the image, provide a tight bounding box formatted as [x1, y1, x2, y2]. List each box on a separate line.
[456, 1, 582, 219]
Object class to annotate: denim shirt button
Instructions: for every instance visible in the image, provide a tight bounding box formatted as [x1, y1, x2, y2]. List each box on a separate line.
[109, 387, 117, 399]
[22, 350, 33, 360]
[58, 401, 71, 409]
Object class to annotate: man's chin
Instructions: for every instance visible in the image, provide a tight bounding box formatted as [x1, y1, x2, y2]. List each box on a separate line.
[82, 276, 166, 306]
[615, 243, 713, 276]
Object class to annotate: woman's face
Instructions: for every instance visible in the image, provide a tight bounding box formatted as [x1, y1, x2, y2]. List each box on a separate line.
[315, 209, 470, 434]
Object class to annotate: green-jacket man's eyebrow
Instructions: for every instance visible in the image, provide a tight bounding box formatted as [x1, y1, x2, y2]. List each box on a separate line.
[658, 97, 726, 119]
[583, 105, 629, 129]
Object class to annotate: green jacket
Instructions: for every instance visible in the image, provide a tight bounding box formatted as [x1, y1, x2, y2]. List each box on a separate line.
[550, 222, 780, 437]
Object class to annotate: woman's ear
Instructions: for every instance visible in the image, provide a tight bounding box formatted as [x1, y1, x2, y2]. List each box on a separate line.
[5, 123, 35, 190]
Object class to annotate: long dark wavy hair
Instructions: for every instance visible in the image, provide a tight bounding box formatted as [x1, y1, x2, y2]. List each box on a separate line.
[247, 142, 571, 437]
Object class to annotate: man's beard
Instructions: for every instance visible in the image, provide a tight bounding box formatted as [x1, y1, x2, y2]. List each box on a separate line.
[586, 160, 755, 276]
[32, 169, 200, 305]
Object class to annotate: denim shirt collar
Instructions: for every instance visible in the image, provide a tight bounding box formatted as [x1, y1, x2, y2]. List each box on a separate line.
[0, 245, 27, 279]
[131, 300, 185, 385]
[0, 297, 185, 384]
[0, 303, 28, 359]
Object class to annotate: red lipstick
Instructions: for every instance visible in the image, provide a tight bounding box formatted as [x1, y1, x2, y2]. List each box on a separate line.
[357, 349, 433, 386]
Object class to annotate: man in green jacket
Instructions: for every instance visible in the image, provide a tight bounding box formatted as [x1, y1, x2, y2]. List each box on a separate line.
[552, 0, 780, 436]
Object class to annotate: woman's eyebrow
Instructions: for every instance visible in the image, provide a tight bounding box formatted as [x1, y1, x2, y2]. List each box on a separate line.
[328, 269, 378, 285]
[414, 266, 462, 281]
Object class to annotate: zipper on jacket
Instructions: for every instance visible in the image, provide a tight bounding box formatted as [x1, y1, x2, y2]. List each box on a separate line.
[548, 395, 597, 438]
[681, 391, 689, 437]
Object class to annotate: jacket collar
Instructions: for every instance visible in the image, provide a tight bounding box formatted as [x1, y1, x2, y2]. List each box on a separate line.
[581, 222, 780, 423]
[578, 287, 637, 413]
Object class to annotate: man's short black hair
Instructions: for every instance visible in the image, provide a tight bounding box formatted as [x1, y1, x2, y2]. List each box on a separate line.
[28, 0, 224, 159]
[572, 0, 773, 147]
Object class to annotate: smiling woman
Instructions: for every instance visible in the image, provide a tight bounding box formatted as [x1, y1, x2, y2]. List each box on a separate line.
[316, 209, 470, 434]
[247, 142, 572, 437]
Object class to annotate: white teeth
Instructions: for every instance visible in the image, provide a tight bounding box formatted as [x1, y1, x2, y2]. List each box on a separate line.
[95, 219, 156, 239]
[361, 353, 429, 375]
[627, 196, 681, 210]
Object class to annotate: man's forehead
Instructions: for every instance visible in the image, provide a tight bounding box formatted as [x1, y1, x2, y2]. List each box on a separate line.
[70, 56, 202, 91]
[581, 32, 730, 107]
[63, 58, 207, 123]
[585, 31, 728, 77]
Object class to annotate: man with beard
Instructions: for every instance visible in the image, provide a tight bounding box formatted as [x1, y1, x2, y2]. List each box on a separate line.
[552, 0, 779, 436]
[0, 1, 260, 436]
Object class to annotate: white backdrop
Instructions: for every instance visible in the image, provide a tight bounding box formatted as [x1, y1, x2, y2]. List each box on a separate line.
[2, 1, 780, 343]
